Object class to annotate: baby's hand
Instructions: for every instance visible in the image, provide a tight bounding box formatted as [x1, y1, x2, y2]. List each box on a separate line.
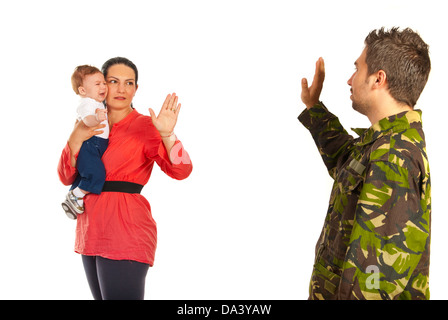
[95, 108, 107, 122]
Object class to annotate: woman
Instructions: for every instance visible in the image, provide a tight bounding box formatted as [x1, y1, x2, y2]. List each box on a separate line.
[57, 57, 193, 300]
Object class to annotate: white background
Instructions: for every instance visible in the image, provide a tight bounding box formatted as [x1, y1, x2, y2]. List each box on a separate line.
[0, 0, 446, 300]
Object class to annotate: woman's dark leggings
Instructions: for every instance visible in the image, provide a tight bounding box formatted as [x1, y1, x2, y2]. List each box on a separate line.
[81, 255, 150, 300]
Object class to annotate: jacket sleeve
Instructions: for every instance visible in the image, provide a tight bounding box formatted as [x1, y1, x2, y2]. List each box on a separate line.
[339, 158, 430, 299]
[298, 102, 356, 179]
[57, 142, 78, 186]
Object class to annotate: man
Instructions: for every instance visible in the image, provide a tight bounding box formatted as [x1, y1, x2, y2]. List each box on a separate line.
[299, 27, 431, 300]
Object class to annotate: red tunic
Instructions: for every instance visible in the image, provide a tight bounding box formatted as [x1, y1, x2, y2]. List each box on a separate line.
[57, 109, 192, 265]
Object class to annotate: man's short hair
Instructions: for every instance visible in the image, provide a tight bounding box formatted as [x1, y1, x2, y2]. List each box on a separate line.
[71, 65, 102, 95]
[364, 27, 431, 107]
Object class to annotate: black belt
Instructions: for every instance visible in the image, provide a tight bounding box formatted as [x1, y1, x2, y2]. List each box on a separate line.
[102, 181, 144, 194]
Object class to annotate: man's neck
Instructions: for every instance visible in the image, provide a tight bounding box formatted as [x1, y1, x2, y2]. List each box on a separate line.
[367, 97, 412, 125]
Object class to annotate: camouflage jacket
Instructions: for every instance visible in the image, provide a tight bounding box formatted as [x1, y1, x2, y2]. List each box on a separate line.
[298, 102, 431, 300]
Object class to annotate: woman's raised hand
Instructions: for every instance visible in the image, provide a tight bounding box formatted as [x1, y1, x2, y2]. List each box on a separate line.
[149, 93, 181, 136]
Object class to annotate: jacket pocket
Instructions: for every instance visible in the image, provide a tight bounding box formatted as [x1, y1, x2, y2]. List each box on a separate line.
[309, 260, 342, 300]
[337, 161, 365, 194]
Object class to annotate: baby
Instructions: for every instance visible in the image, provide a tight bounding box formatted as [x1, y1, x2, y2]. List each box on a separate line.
[61, 65, 110, 219]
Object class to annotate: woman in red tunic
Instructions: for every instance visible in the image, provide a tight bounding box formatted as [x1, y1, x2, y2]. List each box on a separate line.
[57, 57, 192, 300]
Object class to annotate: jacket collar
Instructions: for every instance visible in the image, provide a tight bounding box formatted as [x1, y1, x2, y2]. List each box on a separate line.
[352, 109, 423, 146]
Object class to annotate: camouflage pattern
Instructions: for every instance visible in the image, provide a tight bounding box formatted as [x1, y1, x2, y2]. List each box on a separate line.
[298, 102, 431, 300]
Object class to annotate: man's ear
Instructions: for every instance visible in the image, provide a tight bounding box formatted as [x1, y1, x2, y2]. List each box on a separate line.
[374, 70, 387, 89]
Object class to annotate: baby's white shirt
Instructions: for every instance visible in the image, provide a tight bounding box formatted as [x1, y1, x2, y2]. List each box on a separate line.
[76, 97, 109, 139]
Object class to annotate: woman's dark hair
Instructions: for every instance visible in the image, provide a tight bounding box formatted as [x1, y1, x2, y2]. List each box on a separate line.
[102, 57, 139, 84]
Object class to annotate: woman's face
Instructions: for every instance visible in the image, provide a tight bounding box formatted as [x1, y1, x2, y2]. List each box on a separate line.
[105, 64, 138, 110]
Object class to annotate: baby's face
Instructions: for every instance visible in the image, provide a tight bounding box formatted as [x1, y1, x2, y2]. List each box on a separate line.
[80, 72, 108, 102]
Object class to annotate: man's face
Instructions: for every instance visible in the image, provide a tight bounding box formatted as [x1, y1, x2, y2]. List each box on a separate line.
[347, 48, 372, 116]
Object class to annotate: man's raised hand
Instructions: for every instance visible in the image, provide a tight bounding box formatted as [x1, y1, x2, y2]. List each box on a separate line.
[301, 57, 325, 109]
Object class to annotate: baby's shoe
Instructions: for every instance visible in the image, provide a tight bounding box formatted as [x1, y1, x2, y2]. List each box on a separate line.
[61, 191, 84, 219]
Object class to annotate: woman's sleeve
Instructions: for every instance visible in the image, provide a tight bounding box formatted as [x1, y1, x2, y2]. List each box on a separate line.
[154, 138, 193, 180]
[57, 142, 78, 186]
[143, 116, 192, 180]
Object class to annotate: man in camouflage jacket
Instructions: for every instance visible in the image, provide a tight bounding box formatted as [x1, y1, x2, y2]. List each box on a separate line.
[299, 28, 431, 300]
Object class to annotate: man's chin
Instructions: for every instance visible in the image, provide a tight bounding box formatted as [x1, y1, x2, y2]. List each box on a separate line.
[352, 102, 368, 116]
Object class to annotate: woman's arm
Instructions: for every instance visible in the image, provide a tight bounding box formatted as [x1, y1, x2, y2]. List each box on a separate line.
[57, 121, 106, 185]
[68, 121, 106, 167]
[155, 138, 193, 180]
[149, 93, 181, 163]
[146, 93, 192, 179]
